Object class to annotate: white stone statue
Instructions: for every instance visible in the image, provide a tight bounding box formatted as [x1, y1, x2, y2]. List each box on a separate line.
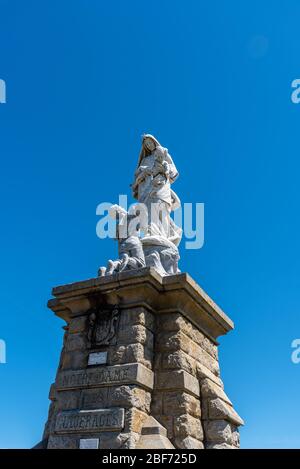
[132, 134, 182, 247]
[99, 134, 181, 277]
[98, 205, 145, 277]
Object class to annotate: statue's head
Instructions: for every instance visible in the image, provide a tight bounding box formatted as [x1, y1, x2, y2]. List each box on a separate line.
[141, 134, 160, 155]
[143, 135, 156, 152]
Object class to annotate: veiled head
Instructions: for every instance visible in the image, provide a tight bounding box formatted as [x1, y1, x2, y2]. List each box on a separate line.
[141, 134, 161, 154]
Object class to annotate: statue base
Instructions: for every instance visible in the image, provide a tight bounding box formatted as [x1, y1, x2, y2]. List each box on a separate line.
[41, 267, 243, 449]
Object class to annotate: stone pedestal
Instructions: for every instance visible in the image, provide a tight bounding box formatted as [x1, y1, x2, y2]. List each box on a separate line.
[41, 267, 243, 449]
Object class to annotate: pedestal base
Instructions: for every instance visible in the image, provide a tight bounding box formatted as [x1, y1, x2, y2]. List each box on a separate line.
[41, 267, 243, 449]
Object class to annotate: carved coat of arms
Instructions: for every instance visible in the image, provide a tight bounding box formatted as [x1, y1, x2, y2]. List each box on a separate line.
[87, 306, 119, 348]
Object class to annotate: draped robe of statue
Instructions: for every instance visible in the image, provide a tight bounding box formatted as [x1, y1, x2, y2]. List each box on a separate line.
[132, 134, 182, 247]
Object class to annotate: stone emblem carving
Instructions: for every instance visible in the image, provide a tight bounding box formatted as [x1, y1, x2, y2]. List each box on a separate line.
[87, 306, 119, 348]
[99, 134, 181, 277]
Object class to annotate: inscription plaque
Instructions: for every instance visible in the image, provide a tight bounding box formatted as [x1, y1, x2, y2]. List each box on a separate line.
[88, 351, 107, 366]
[55, 408, 124, 433]
[56, 363, 153, 391]
[79, 438, 99, 449]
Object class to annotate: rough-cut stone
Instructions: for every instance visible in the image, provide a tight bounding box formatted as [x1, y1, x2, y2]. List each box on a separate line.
[201, 378, 232, 405]
[161, 350, 197, 376]
[175, 436, 204, 449]
[158, 313, 218, 359]
[60, 350, 87, 370]
[155, 370, 199, 397]
[109, 343, 153, 369]
[201, 398, 209, 420]
[118, 324, 154, 348]
[208, 398, 244, 426]
[48, 383, 56, 401]
[41, 268, 243, 450]
[231, 426, 240, 447]
[112, 386, 151, 413]
[118, 432, 141, 449]
[156, 330, 220, 376]
[163, 392, 201, 418]
[118, 308, 155, 332]
[207, 442, 238, 449]
[56, 390, 81, 410]
[150, 393, 163, 415]
[47, 435, 78, 449]
[80, 387, 109, 409]
[153, 415, 174, 440]
[136, 417, 174, 449]
[64, 333, 86, 352]
[124, 408, 148, 434]
[68, 316, 87, 334]
[80, 386, 150, 413]
[174, 414, 203, 440]
[204, 419, 232, 443]
[197, 362, 224, 387]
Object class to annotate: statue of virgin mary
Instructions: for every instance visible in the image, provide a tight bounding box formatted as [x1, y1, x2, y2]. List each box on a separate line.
[132, 134, 182, 247]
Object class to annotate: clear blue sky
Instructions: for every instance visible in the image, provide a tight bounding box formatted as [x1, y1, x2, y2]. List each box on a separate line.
[0, 0, 299, 449]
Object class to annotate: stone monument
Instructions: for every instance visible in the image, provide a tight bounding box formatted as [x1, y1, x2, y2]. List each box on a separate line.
[39, 134, 243, 449]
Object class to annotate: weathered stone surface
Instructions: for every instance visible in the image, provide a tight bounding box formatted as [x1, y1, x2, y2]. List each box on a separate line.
[150, 393, 163, 415]
[231, 426, 240, 447]
[174, 414, 203, 440]
[55, 408, 125, 433]
[47, 432, 127, 449]
[81, 387, 109, 409]
[206, 442, 237, 449]
[118, 324, 154, 349]
[56, 390, 81, 410]
[158, 313, 218, 359]
[51, 268, 234, 339]
[48, 383, 56, 401]
[163, 392, 201, 418]
[201, 398, 209, 420]
[136, 434, 175, 449]
[136, 417, 174, 449]
[118, 307, 155, 332]
[47, 435, 78, 449]
[204, 419, 232, 443]
[118, 432, 141, 449]
[161, 350, 197, 376]
[175, 436, 204, 449]
[56, 363, 154, 391]
[60, 350, 87, 370]
[155, 370, 199, 397]
[81, 386, 151, 413]
[42, 269, 242, 450]
[140, 416, 166, 436]
[208, 398, 244, 426]
[201, 378, 232, 405]
[64, 333, 86, 352]
[68, 316, 87, 334]
[110, 386, 151, 413]
[156, 330, 220, 376]
[124, 408, 148, 434]
[197, 362, 224, 387]
[153, 415, 174, 440]
[109, 343, 153, 369]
